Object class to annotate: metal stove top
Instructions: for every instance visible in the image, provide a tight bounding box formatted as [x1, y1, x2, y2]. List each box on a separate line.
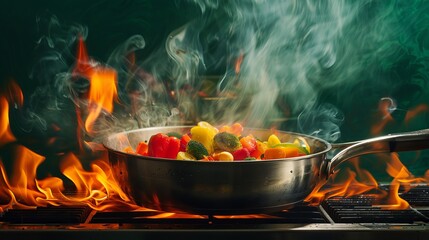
[0, 186, 428, 240]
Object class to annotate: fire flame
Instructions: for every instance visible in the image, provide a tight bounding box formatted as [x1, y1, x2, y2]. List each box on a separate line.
[306, 99, 429, 209]
[0, 96, 16, 147]
[73, 36, 118, 134]
[0, 37, 428, 215]
[0, 39, 137, 213]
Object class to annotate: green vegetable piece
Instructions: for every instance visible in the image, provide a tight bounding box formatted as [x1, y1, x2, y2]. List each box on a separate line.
[272, 143, 309, 154]
[186, 140, 209, 160]
[167, 132, 183, 139]
[213, 132, 242, 152]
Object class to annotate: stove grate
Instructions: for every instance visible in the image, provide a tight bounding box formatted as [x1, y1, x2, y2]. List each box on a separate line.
[0, 205, 92, 224]
[322, 195, 429, 223]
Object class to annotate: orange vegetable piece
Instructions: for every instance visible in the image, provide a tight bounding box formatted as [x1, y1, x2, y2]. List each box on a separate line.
[240, 134, 263, 158]
[123, 146, 134, 153]
[263, 147, 300, 160]
[219, 122, 243, 136]
[136, 141, 148, 156]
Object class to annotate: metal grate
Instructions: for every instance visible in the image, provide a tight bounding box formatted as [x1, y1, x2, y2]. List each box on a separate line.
[90, 205, 327, 224]
[321, 195, 428, 223]
[0, 205, 92, 224]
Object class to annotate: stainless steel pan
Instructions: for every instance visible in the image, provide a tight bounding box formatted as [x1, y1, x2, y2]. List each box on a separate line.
[103, 126, 429, 215]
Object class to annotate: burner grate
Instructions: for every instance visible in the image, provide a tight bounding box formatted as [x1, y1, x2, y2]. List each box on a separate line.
[322, 195, 428, 223]
[400, 186, 429, 206]
[0, 205, 92, 224]
[90, 205, 327, 224]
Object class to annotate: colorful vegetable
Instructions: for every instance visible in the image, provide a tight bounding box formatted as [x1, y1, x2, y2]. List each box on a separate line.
[186, 140, 209, 160]
[147, 133, 180, 159]
[190, 122, 217, 154]
[219, 122, 243, 136]
[232, 148, 251, 160]
[213, 132, 242, 152]
[180, 134, 191, 152]
[128, 121, 311, 161]
[263, 145, 303, 160]
[267, 134, 281, 147]
[213, 151, 234, 161]
[176, 151, 196, 160]
[136, 141, 148, 156]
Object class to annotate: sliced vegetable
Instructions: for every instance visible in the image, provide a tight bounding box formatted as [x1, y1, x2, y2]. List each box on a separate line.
[213, 132, 242, 152]
[267, 134, 281, 147]
[255, 140, 268, 159]
[240, 134, 265, 158]
[213, 151, 234, 161]
[232, 148, 250, 160]
[136, 141, 148, 155]
[148, 133, 180, 159]
[272, 143, 309, 155]
[219, 122, 243, 136]
[294, 136, 311, 154]
[132, 121, 311, 161]
[176, 151, 196, 160]
[263, 146, 301, 160]
[167, 132, 183, 139]
[180, 134, 191, 152]
[186, 140, 209, 160]
[190, 125, 217, 154]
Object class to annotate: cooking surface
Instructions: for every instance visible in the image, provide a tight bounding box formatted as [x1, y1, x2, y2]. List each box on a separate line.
[1, 185, 428, 240]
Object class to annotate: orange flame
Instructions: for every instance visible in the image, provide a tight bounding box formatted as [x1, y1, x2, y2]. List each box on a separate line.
[1, 36, 428, 216]
[404, 104, 429, 124]
[85, 67, 118, 133]
[73, 37, 118, 134]
[0, 81, 23, 147]
[234, 54, 244, 74]
[0, 142, 141, 212]
[371, 98, 395, 135]
[304, 161, 379, 205]
[0, 97, 16, 146]
[0, 50, 133, 212]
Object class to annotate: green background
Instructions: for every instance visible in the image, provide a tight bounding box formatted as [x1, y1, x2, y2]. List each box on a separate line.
[0, 0, 428, 182]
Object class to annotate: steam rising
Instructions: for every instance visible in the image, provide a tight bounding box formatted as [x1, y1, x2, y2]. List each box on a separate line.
[13, 0, 429, 148]
[168, 0, 363, 140]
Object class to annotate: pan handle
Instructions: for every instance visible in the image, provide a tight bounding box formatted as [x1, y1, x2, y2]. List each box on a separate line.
[325, 129, 429, 178]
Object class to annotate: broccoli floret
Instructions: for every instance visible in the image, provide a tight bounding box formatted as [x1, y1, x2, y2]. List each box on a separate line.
[186, 140, 209, 160]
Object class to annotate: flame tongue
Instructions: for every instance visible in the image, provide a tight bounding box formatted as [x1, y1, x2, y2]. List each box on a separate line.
[0, 81, 23, 147]
[0, 38, 133, 212]
[0, 97, 16, 146]
[73, 36, 118, 134]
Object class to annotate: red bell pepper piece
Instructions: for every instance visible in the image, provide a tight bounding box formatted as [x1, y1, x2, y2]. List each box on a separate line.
[239, 135, 264, 159]
[180, 134, 191, 152]
[232, 148, 250, 160]
[148, 133, 180, 159]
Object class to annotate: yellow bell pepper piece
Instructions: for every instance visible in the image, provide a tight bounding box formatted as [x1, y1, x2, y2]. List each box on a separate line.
[267, 134, 281, 147]
[293, 137, 311, 154]
[190, 123, 217, 154]
[176, 151, 196, 160]
[213, 151, 234, 161]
